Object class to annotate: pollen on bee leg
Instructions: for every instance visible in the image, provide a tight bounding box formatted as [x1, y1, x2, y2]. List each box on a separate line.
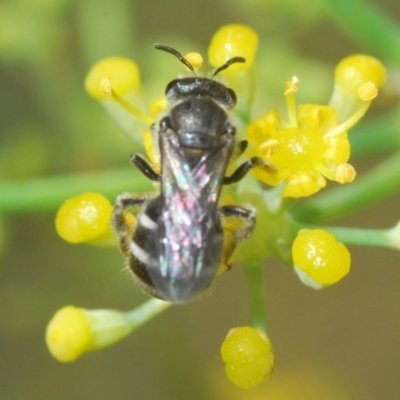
[124, 212, 137, 235]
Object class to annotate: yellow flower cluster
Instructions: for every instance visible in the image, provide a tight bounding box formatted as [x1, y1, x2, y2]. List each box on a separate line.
[49, 23, 388, 390]
[246, 54, 386, 197]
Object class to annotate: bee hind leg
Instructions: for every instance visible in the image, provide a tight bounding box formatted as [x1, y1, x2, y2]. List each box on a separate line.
[218, 205, 256, 272]
[112, 194, 149, 255]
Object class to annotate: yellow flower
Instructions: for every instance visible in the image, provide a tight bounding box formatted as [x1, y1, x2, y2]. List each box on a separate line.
[246, 54, 386, 198]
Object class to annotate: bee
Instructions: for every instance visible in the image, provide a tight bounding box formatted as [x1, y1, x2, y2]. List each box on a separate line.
[112, 44, 265, 303]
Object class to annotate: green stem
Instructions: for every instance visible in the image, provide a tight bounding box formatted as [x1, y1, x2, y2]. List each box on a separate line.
[125, 298, 172, 331]
[291, 150, 400, 223]
[291, 219, 392, 248]
[322, 0, 400, 65]
[243, 264, 268, 333]
[323, 226, 391, 248]
[0, 168, 151, 214]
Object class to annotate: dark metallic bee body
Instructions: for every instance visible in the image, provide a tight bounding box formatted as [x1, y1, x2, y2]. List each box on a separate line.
[113, 45, 263, 303]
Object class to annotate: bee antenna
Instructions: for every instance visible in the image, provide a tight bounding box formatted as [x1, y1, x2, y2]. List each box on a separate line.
[154, 43, 196, 75]
[212, 57, 246, 77]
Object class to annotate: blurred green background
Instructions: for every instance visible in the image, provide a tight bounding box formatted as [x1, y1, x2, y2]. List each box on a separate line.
[1, 0, 400, 399]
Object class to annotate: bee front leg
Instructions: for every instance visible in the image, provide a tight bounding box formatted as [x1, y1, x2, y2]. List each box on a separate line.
[130, 154, 161, 182]
[223, 157, 276, 185]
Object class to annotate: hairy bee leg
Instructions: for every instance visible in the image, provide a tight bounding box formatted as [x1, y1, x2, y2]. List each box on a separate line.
[218, 205, 256, 270]
[235, 140, 248, 157]
[112, 194, 148, 250]
[130, 154, 161, 182]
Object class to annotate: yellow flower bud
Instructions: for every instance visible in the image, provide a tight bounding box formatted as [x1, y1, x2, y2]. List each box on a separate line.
[335, 54, 386, 94]
[221, 326, 274, 389]
[330, 54, 386, 121]
[208, 24, 258, 70]
[55, 192, 115, 246]
[46, 306, 133, 362]
[84, 57, 141, 100]
[293, 229, 351, 288]
[46, 306, 93, 362]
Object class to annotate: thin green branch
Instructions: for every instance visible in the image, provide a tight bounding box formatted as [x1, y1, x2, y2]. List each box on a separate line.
[291, 218, 392, 248]
[323, 226, 391, 248]
[243, 264, 268, 333]
[0, 168, 151, 214]
[125, 298, 172, 330]
[291, 150, 400, 223]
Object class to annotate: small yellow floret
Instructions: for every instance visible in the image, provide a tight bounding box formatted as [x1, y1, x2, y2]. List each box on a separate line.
[208, 24, 258, 70]
[292, 229, 351, 286]
[46, 306, 92, 362]
[55, 192, 113, 244]
[85, 57, 141, 100]
[221, 326, 274, 389]
[46, 306, 134, 362]
[335, 54, 386, 94]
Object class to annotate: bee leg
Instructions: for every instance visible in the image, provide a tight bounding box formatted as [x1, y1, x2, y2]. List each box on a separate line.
[218, 205, 256, 271]
[235, 140, 248, 158]
[112, 194, 149, 254]
[223, 157, 262, 185]
[223, 156, 276, 185]
[130, 154, 161, 182]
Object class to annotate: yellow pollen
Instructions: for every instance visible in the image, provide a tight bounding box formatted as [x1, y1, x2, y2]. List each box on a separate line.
[99, 77, 112, 97]
[284, 76, 299, 95]
[259, 139, 280, 158]
[358, 82, 378, 101]
[285, 77, 299, 127]
[335, 163, 356, 183]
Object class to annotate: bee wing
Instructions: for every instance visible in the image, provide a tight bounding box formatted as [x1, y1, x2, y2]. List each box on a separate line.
[156, 131, 233, 297]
